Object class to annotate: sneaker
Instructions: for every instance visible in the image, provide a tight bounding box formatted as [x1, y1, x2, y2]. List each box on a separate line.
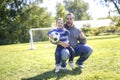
[68, 62, 75, 69]
[61, 67, 67, 71]
[55, 66, 61, 73]
[76, 63, 84, 68]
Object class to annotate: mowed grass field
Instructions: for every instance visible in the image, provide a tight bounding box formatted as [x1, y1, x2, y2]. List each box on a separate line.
[0, 35, 120, 80]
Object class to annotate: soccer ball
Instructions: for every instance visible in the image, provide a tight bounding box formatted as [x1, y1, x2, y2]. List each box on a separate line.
[49, 31, 60, 44]
[61, 48, 70, 61]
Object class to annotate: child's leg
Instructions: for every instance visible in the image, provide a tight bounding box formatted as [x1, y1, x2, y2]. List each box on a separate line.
[55, 45, 63, 66]
[67, 46, 75, 62]
[67, 46, 75, 69]
[55, 45, 64, 72]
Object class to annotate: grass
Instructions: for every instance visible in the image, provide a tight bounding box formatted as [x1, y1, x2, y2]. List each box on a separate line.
[0, 35, 120, 80]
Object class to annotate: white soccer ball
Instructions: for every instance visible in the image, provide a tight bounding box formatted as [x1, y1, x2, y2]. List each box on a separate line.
[49, 31, 60, 44]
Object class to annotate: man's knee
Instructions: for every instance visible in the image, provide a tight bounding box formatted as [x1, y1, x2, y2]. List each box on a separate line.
[87, 46, 93, 55]
[61, 49, 70, 61]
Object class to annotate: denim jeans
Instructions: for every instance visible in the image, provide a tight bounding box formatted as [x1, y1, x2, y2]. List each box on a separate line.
[74, 44, 93, 65]
[61, 44, 93, 67]
[55, 45, 74, 67]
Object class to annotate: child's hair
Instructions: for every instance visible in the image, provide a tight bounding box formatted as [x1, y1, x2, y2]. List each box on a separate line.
[56, 18, 63, 23]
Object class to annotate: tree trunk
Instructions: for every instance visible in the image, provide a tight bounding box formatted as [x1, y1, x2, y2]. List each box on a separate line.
[112, 1, 120, 14]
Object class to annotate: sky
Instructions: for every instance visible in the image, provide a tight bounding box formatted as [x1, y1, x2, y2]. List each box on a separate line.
[40, 0, 115, 20]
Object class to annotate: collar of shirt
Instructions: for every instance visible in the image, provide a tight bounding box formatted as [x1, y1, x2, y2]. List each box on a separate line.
[64, 24, 76, 30]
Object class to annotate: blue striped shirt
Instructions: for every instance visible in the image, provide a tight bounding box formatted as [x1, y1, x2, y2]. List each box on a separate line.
[48, 28, 69, 43]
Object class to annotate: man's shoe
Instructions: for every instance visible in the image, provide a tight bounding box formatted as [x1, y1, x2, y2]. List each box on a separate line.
[68, 61, 75, 69]
[55, 66, 61, 73]
[76, 63, 84, 68]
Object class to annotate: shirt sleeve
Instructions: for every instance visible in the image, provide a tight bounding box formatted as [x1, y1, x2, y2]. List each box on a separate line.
[47, 29, 57, 36]
[77, 28, 81, 34]
[64, 29, 70, 35]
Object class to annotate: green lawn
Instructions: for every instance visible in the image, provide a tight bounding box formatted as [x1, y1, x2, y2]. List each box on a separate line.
[0, 35, 120, 80]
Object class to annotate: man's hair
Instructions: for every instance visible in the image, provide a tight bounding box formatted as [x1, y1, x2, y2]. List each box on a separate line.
[66, 13, 75, 19]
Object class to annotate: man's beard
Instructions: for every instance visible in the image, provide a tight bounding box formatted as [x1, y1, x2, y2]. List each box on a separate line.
[67, 22, 72, 27]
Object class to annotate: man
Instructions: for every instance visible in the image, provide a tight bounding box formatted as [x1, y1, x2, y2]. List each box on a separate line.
[58, 13, 93, 69]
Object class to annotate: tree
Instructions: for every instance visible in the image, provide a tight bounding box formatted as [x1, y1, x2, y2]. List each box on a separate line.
[24, 3, 53, 28]
[0, 0, 29, 44]
[63, 0, 91, 20]
[97, 0, 120, 15]
[0, 0, 53, 45]
[97, 0, 120, 26]
[55, 2, 67, 21]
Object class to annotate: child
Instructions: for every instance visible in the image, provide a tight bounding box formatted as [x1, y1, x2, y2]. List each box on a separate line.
[48, 18, 75, 72]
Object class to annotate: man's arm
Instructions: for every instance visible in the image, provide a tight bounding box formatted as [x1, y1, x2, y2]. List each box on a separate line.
[57, 41, 69, 48]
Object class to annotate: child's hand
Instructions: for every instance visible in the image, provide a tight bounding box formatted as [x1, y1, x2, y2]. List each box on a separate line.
[49, 34, 54, 39]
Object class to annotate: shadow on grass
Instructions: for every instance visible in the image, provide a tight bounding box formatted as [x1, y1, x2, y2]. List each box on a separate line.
[22, 67, 82, 80]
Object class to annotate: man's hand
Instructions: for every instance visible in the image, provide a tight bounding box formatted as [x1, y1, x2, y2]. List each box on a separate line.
[63, 27, 66, 32]
[58, 41, 69, 48]
[79, 31, 87, 44]
[79, 31, 86, 38]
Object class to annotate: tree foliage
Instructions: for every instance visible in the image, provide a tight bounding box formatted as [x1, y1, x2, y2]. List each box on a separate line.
[63, 0, 91, 20]
[97, 0, 120, 26]
[98, 0, 120, 15]
[55, 2, 67, 21]
[24, 3, 53, 28]
[0, 0, 53, 45]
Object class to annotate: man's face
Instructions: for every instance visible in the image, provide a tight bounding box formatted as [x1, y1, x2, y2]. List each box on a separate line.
[66, 15, 74, 27]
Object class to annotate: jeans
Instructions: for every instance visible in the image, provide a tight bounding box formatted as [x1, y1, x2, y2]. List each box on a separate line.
[61, 44, 93, 67]
[55, 45, 74, 67]
[74, 44, 93, 65]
